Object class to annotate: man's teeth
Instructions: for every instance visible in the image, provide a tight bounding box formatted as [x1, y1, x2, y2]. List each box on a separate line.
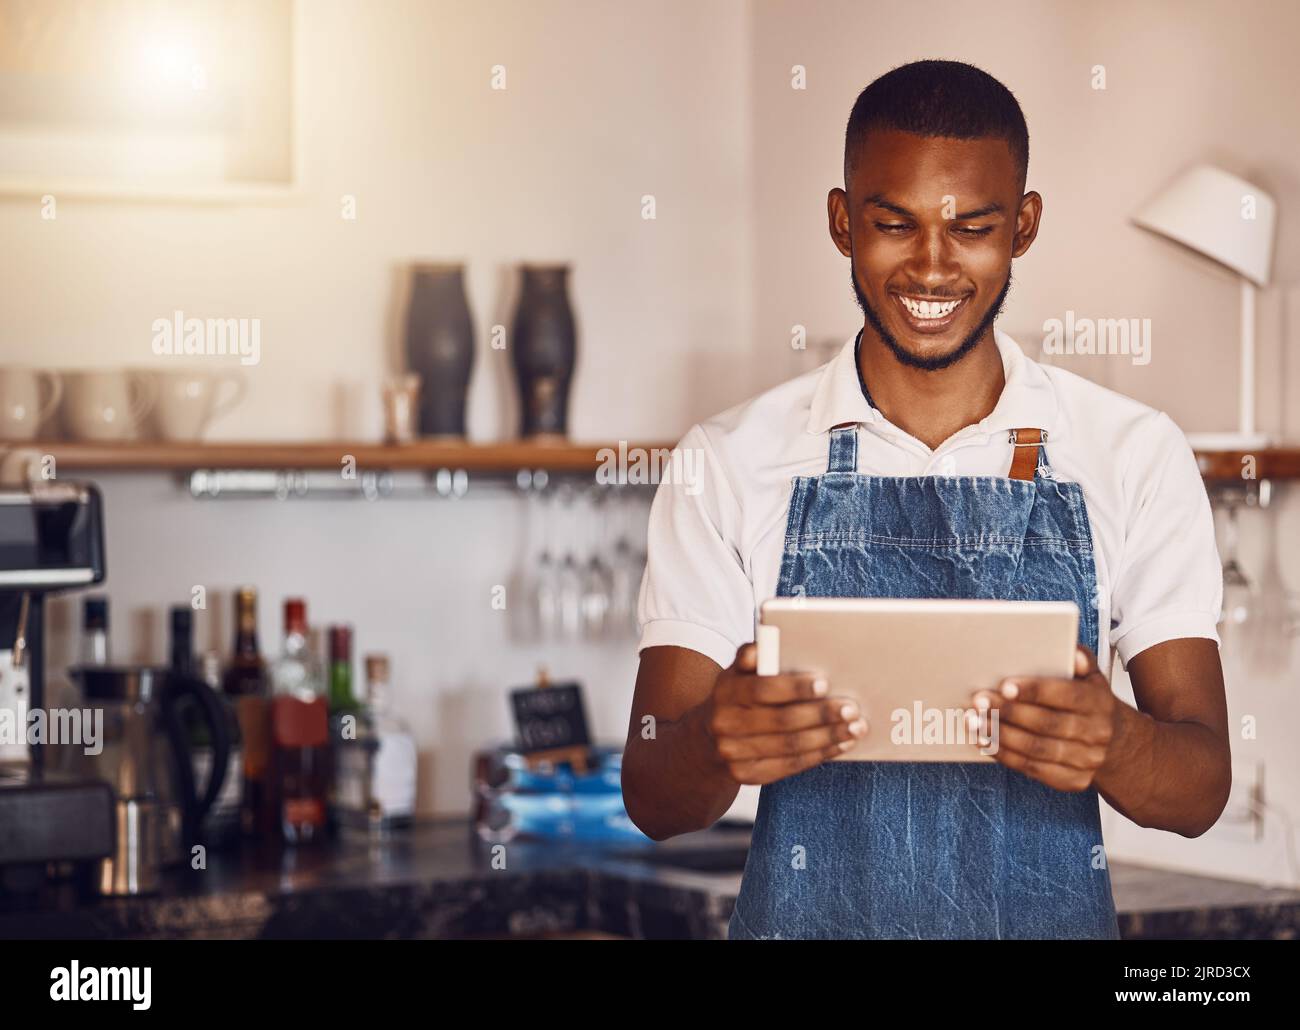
[899, 296, 961, 319]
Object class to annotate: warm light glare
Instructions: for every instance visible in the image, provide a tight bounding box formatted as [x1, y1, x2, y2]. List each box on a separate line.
[134, 31, 200, 91]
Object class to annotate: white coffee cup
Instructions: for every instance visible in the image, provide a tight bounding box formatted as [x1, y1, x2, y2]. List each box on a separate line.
[62, 370, 156, 442]
[151, 369, 246, 441]
[0, 368, 63, 441]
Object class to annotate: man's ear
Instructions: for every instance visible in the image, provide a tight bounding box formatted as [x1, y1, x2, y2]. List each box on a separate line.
[1012, 190, 1043, 258]
[827, 187, 853, 258]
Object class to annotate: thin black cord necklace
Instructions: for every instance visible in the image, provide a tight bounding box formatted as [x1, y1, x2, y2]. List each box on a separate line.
[852, 329, 878, 410]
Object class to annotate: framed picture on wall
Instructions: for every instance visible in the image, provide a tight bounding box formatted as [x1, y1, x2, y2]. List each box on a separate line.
[0, 0, 299, 201]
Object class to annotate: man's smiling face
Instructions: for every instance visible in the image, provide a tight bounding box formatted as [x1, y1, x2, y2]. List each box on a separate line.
[830, 129, 1040, 371]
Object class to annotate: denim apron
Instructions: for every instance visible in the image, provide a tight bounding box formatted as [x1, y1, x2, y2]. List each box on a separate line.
[728, 420, 1120, 940]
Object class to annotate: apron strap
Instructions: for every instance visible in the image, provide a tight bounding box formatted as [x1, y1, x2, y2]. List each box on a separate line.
[1008, 428, 1047, 480]
[829, 424, 1049, 479]
[828, 423, 858, 472]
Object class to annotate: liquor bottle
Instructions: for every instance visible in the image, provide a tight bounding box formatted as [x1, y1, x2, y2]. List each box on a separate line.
[81, 597, 110, 665]
[328, 626, 377, 837]
[327, 626, 359, 713]
[198, 649, 244, 848]
[48, 596, 109, 770]
[168, 606, 195, 676]
[170, 606, 209, 748]
[365, 654, 417, 830]
[268, 599, 330, 844]
[222, 587, 271, 838]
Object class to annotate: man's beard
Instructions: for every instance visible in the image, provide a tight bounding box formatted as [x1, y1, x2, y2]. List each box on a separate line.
[851, 261, 1013, 372]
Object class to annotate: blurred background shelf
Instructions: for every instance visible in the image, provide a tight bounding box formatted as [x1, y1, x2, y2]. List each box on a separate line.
[14, 440, 677, 474]
[1195, 448, 1300, 482]
[13, 441, 1300, 480]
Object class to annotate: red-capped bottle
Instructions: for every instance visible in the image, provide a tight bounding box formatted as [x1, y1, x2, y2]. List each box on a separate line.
[268, 598, 330, 844]
[223, 587, 272, 838]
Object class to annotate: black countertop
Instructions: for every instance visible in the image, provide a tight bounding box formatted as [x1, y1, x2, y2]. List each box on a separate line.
[2, 820, 1297, 939]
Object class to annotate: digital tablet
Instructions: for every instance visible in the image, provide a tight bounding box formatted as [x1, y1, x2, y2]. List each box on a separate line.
[756, 597, 1079, 762]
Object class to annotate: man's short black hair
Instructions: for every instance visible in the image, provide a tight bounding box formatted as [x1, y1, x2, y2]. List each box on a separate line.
[843, 60, 1029, 194]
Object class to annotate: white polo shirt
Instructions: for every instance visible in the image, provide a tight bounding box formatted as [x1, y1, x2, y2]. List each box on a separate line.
[637, 328, 1222, 676]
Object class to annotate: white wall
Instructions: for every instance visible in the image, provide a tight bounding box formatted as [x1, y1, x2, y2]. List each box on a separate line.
[0, 0, 758, 441]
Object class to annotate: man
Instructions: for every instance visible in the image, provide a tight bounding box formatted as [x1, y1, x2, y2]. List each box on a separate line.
[621, 60, 1230, 940]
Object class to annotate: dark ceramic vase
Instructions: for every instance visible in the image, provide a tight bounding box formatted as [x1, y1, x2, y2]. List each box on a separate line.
[404, 264, 474, 437]
[511, 265, 576, 438]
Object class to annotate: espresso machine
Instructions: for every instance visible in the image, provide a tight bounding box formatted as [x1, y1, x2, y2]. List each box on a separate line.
[0, 476, 234, 902]
[0, 479, 115, 900]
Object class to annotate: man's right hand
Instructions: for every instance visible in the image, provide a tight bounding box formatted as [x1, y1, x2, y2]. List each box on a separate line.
[695, 643, 868, 785]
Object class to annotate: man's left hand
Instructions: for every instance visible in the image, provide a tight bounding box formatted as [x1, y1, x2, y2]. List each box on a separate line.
[969, 645, 1120, 792]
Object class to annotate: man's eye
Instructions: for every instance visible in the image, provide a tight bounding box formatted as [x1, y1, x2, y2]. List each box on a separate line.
[956, 226, 995, 237]
[875, 223, 910, 233]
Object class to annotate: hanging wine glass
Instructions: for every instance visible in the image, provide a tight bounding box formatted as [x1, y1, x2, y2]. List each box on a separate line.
[607, 487, 643, 637]
[1246, 488, 1293, 679]
[580, 486, 614, 639]
[629, 490, 650, 632]
[507, 484, 541, 643]
[554, 481, 584, 640]
[1218, 496, 1253, 655]
[532, 481, 560, 641]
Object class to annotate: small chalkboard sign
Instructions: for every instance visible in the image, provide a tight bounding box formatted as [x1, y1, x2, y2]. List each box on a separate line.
[510, 672, 591, 770]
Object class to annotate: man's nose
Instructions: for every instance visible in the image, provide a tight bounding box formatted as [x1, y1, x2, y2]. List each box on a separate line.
[902, 227, 961, 291]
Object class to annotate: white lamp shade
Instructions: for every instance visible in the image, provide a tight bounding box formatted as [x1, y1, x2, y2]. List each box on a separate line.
[1132, 164, 1276, 287]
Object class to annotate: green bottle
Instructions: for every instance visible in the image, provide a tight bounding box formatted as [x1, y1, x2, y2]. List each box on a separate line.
[328, 625, 358, 713]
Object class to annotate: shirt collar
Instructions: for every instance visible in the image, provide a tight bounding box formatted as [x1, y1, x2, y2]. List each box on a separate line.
[805, 327, 1063, 441]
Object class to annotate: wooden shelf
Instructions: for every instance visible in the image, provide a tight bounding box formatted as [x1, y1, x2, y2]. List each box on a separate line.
[10, 441, 1300, 482]
[1194, 448, 1300, 482]
[11, 440, 677, 474]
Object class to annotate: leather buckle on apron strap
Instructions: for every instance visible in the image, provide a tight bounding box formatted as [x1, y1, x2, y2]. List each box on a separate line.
[1007, 428, 1047, 481]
